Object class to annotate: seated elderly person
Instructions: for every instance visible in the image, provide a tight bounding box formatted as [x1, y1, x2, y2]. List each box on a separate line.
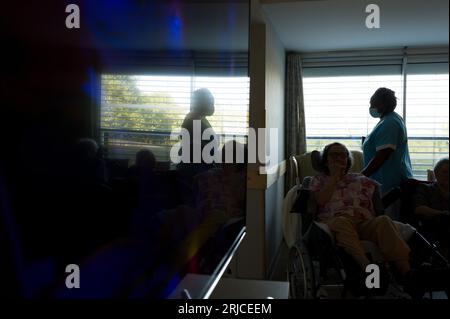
[413, 158, 449, 258]
[309, 142, 412, 279]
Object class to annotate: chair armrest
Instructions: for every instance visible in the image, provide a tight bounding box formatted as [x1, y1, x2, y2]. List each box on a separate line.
[313, 221, 334, 242]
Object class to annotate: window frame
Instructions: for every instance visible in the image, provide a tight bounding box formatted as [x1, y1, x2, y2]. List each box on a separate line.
[301, 48, 449, 180]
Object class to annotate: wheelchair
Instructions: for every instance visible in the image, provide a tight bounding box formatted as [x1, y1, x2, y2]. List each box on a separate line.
[285, 154, 449, 299]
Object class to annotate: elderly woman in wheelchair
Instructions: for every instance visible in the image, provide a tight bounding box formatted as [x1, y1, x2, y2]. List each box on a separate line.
[288, 142, 449, 299]
[311, 143, 411, 279]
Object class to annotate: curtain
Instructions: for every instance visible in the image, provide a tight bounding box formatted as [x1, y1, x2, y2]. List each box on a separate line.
[285, 53, 307, 192]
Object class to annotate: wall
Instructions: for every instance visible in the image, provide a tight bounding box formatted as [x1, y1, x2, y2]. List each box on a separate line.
[234, 0, 286, 279]
[264, 14, 286, 276]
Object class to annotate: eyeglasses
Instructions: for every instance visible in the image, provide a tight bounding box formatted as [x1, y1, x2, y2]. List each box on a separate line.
[328, 152, 348, 159]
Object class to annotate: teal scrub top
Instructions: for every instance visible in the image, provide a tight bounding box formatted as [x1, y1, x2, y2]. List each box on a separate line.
[362, 112, 413, 194]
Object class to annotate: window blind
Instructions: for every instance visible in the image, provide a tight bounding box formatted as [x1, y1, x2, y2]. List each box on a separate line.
[302, 51, 449, 180]
[303, 65, 403, 151]
[405, 63, 449, 179]
[100, 73, 249, 164]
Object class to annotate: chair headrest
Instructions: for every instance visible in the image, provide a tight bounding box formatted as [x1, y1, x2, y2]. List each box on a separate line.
[311, 150, 324, 173]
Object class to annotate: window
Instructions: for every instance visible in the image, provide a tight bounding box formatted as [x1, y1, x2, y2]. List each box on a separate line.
[303, 56, 449, 180]
[303, 65, 403, 150]
[405, 65, 449, 179]
[100, 74, 249, 164]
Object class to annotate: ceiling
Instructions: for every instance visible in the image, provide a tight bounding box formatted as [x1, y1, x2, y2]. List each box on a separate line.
[6, 1, 249, 52]
[79, 1, 250, 51]
[262, 0, 449, 52]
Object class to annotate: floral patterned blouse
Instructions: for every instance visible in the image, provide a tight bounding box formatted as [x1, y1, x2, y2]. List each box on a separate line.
[309, 173, 379, 222]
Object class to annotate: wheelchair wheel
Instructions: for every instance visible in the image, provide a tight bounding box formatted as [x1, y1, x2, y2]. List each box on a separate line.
[288, 240, 316, 299]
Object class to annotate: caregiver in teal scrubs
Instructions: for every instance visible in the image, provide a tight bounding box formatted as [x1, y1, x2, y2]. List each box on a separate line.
[361, 88, 413, 196]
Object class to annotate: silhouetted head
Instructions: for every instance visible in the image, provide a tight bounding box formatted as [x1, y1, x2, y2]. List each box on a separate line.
[75, 138, 99, 162]
[320, 142, 353, 175]
[434, 157, 449, 191]
[369, 87, 397, 118]
[135, 149, 156, 172]
[190, 88, 215, 116]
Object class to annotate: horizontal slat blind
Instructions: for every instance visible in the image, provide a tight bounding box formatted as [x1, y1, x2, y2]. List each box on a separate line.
[99, 51, 248, 76]
[303, 65, 403, 140]
[303, 58, 449, 180]
[100, 74, 249, 163]
[406, 66, 449, 180]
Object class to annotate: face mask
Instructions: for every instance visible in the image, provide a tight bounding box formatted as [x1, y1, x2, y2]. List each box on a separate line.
[369, 107, 382, 118]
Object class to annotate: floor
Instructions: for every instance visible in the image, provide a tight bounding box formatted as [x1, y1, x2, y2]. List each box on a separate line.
[269, 239, 290, 282]
[268, 239, 448, 300]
